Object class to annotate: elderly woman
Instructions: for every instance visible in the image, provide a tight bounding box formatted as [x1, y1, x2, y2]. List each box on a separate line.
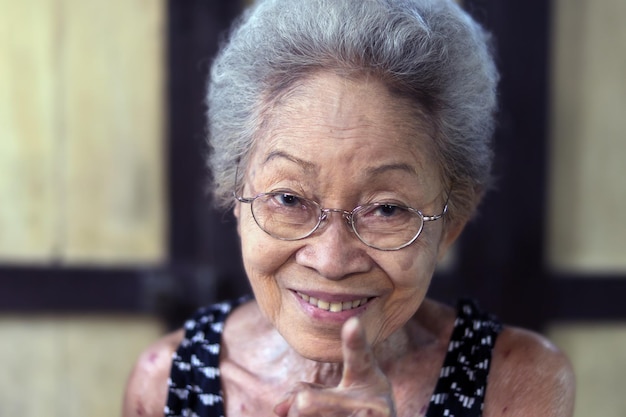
[124, 0, 575, 416]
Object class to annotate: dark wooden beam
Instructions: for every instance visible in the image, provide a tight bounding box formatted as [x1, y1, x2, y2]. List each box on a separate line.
[0, 265, 219, 330]
[548, 275, 626, 322]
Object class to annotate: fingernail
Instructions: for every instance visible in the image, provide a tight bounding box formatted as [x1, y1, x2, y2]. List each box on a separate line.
[344, 316, 359, 329]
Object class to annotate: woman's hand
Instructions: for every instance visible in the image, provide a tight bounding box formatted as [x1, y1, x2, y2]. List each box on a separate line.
[273, 317, 397, 417]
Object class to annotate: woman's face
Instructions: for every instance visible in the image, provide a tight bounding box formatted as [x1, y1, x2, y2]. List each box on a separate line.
[235, 73, 462, 362]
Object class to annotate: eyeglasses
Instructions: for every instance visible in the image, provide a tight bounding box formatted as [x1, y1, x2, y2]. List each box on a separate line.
[233, 190, 448, 251]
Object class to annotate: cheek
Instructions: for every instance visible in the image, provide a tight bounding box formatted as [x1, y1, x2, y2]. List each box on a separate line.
[395, 234, 441, 275]
[239, 212, 293, 291]
[397, 251, 418, 273]
[239, 228, 285, 322]
[240, 231, 277, 277]
[390, 252, 436, 290]
[370, 249, 435, 345]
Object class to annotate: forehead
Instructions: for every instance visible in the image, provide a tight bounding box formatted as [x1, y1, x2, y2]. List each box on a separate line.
[249, 72, 441, 182]
[266, 72, 432, 136]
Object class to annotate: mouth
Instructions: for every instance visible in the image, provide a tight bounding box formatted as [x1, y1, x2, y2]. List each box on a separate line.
[295, 291, 371, 312]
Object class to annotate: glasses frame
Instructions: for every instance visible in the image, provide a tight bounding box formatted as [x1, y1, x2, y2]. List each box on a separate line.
[233, 189, 449, 251]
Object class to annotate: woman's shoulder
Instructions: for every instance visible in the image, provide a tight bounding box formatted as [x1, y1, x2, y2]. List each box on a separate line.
[122, 329, 185, 417]
[122, 297, 254, 417]
[485, 325, 575, 417]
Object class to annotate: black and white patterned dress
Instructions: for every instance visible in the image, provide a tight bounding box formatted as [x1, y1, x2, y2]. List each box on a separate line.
[165, 297, 502, 417]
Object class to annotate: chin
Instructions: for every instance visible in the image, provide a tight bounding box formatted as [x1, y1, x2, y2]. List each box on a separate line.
[286, 333, 345, 363]
[299, 346, 344, 363]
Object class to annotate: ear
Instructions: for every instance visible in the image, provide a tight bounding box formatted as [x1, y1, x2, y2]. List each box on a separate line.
[436, 218, 467, 262]
[233, 203, 242, 237]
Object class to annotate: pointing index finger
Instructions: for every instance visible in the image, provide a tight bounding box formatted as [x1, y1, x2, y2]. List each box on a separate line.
[339, 317, 378, 387]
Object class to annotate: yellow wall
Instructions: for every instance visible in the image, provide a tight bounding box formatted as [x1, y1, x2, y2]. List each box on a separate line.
[0, 0, 166, 415]
[0, 316, 163, 417]
[549, 324, 626, 417]
[548, 0, 626, 416]
[548, 0, 626, 272]
[0, 0, 166, 265]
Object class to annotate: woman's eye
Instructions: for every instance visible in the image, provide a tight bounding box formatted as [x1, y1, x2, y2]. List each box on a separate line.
[275, 193, 301, 207]
[358, 204, 413, 224]
[375, 204, 400, 217]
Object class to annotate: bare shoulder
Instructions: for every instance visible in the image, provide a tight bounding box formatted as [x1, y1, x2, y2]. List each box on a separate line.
[484, 326, 575, 417]
[122, 329, 185, 417]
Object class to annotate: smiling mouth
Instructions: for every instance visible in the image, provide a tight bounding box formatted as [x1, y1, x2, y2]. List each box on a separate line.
[296, 291, 370, 312]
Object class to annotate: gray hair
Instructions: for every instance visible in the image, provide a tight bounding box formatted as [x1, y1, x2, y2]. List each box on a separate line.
[207, 0, 499, 223]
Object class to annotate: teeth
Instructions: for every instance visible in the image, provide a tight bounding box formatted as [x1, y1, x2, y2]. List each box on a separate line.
[297, 292, 369, 312]
[330, 302, 342, 312]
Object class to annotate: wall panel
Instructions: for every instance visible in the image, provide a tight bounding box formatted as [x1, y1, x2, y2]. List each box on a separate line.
[0, 0, 60, 261]
[0, 316, 163, 417]
[549, 324, 626, 417]
[0, 0, 166, 264]
[62, 0, 166, 263]
[548, 0, 626, 272]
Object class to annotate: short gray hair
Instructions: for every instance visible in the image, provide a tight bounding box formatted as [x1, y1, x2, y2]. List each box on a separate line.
[207, 0, 499, 222]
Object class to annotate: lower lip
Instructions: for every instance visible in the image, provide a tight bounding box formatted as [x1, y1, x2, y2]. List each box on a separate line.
[291, 291, 372, 323]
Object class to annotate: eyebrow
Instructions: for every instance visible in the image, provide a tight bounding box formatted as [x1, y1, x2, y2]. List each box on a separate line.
[263, 150, 317, 173]
[263, 150, 419, 178]
[365, 163, 419, 177]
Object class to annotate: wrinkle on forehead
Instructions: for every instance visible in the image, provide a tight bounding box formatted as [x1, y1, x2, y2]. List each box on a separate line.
[268, 73, 434, 144]
[248, 72, 442, 187]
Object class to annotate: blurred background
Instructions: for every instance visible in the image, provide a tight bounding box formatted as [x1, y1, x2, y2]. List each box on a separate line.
[0, 0, 624, 416]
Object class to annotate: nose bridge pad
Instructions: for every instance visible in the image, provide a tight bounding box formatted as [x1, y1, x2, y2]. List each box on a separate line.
[319, 208, 355, 234]
[342, 212, 354, 232]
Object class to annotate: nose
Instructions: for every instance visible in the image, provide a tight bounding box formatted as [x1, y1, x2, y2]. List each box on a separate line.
[295, 211, 372, 280]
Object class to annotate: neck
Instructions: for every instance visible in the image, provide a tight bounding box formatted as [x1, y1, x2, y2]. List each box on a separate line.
[237, 300, 445, 388]
[267, 317, 426, 387]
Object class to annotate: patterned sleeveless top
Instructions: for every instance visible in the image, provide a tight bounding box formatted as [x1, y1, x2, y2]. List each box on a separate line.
[165, 297, 502, 417]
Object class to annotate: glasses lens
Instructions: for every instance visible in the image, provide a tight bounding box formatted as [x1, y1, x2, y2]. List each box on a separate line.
[352, 203, 424, 249]
[251, 193, 320, 239]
